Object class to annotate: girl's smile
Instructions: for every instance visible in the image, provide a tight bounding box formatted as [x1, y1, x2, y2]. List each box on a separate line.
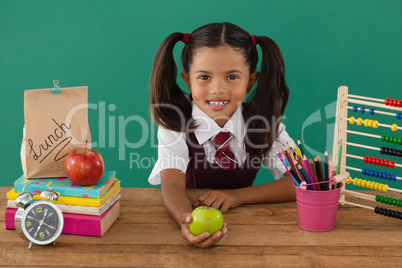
[181, 46, 259, 127]
[207, 100, 230, 110]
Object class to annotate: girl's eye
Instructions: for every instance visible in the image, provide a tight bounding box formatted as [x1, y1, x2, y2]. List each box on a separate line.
[227, 75, 238, 80]
[199, 75, 210, 80]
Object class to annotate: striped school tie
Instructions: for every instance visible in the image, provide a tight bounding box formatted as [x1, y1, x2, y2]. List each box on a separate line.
[210, 132, 239, 170]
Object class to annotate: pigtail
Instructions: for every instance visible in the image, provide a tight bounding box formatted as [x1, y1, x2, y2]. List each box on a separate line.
[150, 33, 193, 132]
[244, 35, 289, 156]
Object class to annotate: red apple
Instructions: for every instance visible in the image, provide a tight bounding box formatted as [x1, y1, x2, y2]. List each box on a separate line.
[64, 148, 105, 186]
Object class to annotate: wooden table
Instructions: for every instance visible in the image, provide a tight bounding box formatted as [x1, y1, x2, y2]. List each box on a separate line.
[0, 187, 401, 267]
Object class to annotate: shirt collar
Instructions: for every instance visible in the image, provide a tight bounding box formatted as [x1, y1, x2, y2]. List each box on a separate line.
[191, 102, 245, 144]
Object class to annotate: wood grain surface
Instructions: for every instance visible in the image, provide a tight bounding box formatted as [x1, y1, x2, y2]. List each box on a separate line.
[1, 187, 401, 267]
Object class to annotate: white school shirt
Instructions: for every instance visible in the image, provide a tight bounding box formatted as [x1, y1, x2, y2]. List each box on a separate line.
[148, 102, 294, 185]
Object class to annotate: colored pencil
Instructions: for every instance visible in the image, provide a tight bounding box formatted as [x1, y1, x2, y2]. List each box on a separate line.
[316, 156, 326, 190]
[298, 164, 314, 190]
[324, 151, 329, 190]
[293, 141, 303, 159]
[297, 140, 306, 156]
[287, 166, 301, 184]
[309, 157, 321, 191]
[275, 149, 299, 186]
[283, 148, 300, 181]
[335, 140, 343, 189]
[295, 162, 308, 184]
[336, 140, 343, 175]
[328, 153, 333, 190]
[303, 155, 317, 190]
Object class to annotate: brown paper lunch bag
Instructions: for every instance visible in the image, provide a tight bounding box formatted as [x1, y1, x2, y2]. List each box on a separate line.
[21, 86, 92, 178]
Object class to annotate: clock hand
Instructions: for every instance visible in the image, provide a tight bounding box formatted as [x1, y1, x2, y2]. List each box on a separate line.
[41, 208, 48, 221]
[26, 216, 40, 222]
[33, 224, 42, 238]
[41, 221, 55, 229]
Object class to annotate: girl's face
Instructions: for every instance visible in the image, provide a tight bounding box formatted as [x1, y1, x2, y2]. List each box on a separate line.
[181, 46, 259, 128]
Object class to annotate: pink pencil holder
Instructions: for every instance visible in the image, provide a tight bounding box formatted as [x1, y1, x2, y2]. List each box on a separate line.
[294, 182, 342, 232]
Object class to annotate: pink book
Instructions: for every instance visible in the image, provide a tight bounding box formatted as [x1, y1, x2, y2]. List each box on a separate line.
[5, 200, 120, 237]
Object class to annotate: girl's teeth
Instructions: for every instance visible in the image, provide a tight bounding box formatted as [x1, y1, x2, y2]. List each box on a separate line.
[209, 101, 228, 106]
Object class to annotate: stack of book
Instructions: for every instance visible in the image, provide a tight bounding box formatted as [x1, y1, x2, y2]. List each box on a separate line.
[5, 171, 121, 237]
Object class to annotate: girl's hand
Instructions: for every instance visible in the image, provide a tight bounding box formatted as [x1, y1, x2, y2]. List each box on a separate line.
[180, 213, 227, 248]
[195, 190, 241, 213]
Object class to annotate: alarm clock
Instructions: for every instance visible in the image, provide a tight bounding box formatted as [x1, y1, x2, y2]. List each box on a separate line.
[14, 181, 64, 249]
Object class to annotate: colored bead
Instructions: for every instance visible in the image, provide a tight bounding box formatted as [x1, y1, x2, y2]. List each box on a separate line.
[368, 120, 373, 127]
[360, 106, 366, 114]
[380, 147, 385, 154]
[385, 136, 390, 143]
[361, 168, 367, 175]
[346, 177, 352, 184]
[391, 124, 398, 131]
[398, 138, 402, 145]
[375, 195, 381, 202]
[369, 108, 375, 115]
[390, 161, 396, 168]
[374, 183, 379, 190]
[377, 184, 382, 191]
[372, 120, 379, 128]
[398, 100, 402, 108]
[364, 119, 369, 127]
[381, 135, 386, 141]
[392, 174, 397, 181]
[385, 98, 390, 105]
[349, 117, 355, 124]
[393, 99, 399, 107]
[384, 160, 389, 167]
[390, 99, 394, 106]
[353, 105, 358, 112]
[375, 158, 381, 165]
[396, 112, 402, 120]
[383, 185, 388, 192]
[393, 137, 399, 144]
[356, 118, 363, 126]
[364, 156, 369, 163]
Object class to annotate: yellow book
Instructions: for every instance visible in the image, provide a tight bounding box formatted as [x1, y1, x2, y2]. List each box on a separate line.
[7, 180, 120, 207]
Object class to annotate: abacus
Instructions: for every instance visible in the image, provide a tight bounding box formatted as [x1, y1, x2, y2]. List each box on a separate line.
[332, 86, 402, 220]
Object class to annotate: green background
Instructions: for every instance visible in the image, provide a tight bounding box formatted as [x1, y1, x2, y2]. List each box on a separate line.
[0, 0, 401, 189]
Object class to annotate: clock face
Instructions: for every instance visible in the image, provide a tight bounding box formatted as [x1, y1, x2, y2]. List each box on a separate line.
[21, 201, 63, 245]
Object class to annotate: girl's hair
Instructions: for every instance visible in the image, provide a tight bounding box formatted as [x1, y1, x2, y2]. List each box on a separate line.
[150, 22, 289, 156]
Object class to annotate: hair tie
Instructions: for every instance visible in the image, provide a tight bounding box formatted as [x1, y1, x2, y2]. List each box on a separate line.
[251, 35, 258, 46]
[182, 33, 191, 44]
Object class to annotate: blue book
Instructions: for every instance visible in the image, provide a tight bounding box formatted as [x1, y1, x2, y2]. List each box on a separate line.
[13, 171, 117, 198]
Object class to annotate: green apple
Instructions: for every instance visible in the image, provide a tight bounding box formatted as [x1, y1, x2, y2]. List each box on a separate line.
[189, 206, 224, 236]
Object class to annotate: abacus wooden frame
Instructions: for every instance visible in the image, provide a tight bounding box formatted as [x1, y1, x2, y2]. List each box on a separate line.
[332, 86, 402, 207]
